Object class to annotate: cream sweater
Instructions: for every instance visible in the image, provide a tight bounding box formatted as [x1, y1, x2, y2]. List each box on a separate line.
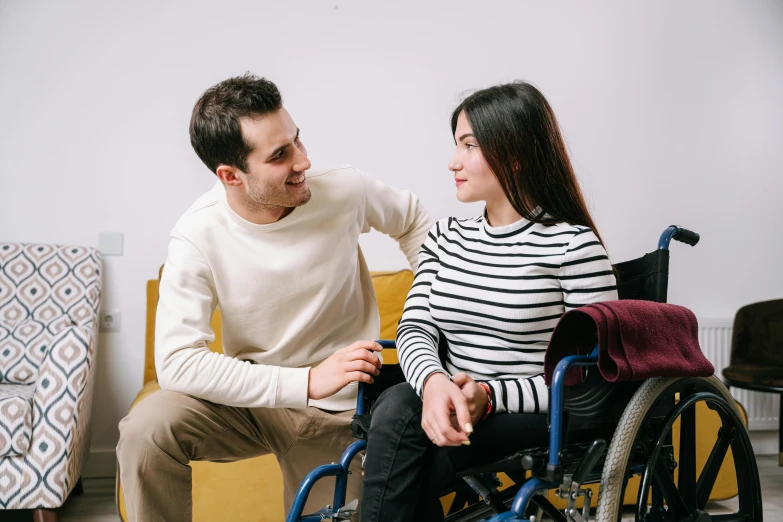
[155, 166, 432, 411]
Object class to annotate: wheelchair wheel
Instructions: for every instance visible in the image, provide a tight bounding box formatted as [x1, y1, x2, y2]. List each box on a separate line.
[596, 375, 763, 522]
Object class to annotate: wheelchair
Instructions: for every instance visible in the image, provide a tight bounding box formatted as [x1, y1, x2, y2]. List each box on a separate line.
[287, 226, 763, 522]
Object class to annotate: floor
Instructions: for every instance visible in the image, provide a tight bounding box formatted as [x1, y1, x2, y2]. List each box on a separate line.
[704, 454, 783, 518]
[618, 455, 783, 521]
[3, 455, 782, 521]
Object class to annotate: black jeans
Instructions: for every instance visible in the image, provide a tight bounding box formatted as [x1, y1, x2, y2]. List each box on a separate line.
[360, 383, 549, 522]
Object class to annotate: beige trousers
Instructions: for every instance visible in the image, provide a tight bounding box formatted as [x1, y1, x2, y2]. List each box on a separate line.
[116, 390, 362, 522]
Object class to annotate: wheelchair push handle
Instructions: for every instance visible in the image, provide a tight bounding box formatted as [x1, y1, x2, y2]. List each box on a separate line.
[673, 227, 700, 246]
[658, 225, 700, 250]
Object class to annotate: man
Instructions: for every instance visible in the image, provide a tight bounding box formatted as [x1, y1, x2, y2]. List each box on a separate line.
[117, 73, 432, 521]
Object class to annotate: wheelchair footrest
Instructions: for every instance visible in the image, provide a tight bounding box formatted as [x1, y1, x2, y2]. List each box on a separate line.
[301, 499, 358, 521]
[455, 447, 548, 478]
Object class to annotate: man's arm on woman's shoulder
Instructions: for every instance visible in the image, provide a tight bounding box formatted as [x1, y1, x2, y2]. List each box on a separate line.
[358, 170, 433, 271]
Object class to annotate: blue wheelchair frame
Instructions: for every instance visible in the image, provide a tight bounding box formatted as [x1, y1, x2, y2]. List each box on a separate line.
[286, 339, 397, 522]
[287, 226, 695, 522]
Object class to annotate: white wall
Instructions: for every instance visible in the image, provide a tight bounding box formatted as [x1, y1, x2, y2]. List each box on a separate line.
[1, 1, 781, 475]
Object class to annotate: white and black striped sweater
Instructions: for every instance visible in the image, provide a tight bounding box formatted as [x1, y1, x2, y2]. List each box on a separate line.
[396, 215, 618, 415]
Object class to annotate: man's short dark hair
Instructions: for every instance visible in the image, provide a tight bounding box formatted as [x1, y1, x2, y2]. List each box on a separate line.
[190, 73, 283, 174]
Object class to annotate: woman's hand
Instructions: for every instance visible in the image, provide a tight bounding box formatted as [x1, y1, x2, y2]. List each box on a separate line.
[452, 372, 489, 426]
[421, 373, 472, 447]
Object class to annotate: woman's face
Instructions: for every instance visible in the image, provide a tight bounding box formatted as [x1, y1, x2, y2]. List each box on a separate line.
[448, 111, 506, 205]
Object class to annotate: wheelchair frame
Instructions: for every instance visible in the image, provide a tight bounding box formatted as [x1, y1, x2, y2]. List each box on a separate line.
[286, 226, 763, 522]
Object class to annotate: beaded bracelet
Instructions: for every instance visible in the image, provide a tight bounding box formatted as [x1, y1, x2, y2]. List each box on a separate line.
[477, 382, 493, 419]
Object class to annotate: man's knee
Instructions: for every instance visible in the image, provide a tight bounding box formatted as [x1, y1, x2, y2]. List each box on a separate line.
[371, 382, 422, 426]
[117, 390, 188, 462]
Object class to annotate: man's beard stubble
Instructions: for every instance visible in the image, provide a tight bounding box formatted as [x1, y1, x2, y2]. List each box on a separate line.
[245, 174, 312, 213]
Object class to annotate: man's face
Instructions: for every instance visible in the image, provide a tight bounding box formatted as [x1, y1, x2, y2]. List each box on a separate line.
[237, 108, 312, 210]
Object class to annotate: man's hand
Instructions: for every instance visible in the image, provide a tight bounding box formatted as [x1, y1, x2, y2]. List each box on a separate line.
[452, 372, 489, 426]
[421, 373, 472, 447]
[307, 341, 383, 400]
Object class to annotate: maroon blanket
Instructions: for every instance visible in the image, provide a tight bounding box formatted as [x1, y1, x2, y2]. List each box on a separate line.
[544, 300, 714, 386]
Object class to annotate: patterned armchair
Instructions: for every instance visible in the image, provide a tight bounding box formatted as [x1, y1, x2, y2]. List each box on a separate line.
[0, 243, 102, 522]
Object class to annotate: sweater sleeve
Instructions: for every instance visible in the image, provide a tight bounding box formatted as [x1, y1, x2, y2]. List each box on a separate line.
[396, 221, 449, 394]
[155, 233, 310, 409]
[358, 170, 433, 271]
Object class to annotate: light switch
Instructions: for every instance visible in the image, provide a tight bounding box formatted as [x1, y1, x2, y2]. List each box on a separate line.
[99, 232, 124, 256]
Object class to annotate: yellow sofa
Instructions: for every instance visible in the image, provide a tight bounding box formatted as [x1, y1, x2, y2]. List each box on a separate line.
[117, 269, 741, 521]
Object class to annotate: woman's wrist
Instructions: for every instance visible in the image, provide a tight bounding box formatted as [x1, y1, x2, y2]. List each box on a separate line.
[422, 371, 450, 397]
[477, 382, 493, 419]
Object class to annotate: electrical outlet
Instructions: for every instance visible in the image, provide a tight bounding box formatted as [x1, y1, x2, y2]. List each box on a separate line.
[100, 309, 121, 333]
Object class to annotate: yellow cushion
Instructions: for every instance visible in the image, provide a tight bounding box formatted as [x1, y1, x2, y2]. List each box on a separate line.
[142, 280, 157, 385]
[370, 270, 413, 363]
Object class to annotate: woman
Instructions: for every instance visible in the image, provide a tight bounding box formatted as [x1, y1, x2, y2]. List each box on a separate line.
[360, 82, 618, 522]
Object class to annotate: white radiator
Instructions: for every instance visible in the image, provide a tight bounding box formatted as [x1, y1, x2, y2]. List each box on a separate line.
[698, 319, 780, 431]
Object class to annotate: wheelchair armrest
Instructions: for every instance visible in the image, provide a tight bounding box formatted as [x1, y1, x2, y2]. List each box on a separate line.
[356, 340, 397, 414]
[353, 341, 404, 439]
[548, 345, 600, 479]
[352, 365, 407, 439]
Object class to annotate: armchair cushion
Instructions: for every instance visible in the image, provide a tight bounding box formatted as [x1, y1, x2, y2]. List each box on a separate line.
[0, 315, 73, 385]
[0, 384, 34, 457]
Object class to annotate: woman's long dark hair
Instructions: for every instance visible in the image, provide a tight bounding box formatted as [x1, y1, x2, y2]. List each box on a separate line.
[451, 82, 605, 244]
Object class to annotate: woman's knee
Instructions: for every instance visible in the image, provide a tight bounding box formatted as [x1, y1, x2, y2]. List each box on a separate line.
[371, 382, 422, 427]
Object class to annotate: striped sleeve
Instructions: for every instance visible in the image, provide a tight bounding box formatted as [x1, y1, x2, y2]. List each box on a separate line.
[396, 221, 449, 395]
[559, 229, 618, 309]
[480, 375, 548, 415]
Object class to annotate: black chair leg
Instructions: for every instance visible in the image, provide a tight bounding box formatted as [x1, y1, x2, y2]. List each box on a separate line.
[73, 477, 84, 495]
